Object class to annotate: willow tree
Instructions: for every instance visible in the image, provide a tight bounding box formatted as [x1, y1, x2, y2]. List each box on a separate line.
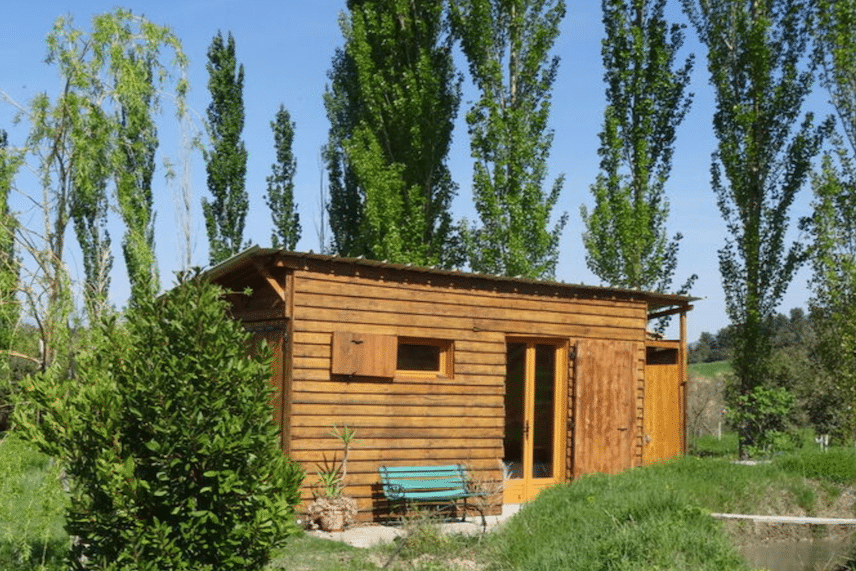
[582, 0, 695, 295]
[450, 0, 567, 279]
[324, 0, 461, 267]
[681, 0, 830, 455]
[0, 130, 20, 363]
[11, 9, 188, 369]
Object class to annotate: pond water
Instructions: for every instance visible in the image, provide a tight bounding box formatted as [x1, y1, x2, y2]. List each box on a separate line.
[739, 539, 853, 571]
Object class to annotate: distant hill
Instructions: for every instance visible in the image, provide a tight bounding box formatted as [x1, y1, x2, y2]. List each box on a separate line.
[689, 360, 732, 380]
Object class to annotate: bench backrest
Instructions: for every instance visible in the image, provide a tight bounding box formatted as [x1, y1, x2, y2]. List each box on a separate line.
[379, 464, 469, 500]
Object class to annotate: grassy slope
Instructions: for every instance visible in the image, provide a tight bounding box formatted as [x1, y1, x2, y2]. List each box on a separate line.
[689, 360, 732, 379]
[3, 432, 855, 571]
[488, 452, 856, 571]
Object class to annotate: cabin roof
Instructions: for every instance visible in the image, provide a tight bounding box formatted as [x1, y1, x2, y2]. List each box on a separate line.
[206, 246, 697, 317]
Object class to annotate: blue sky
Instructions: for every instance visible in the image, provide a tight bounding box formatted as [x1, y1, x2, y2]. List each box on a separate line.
[0, 1, 828, 342]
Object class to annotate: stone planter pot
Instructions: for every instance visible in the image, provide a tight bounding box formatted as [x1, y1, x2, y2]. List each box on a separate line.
[320, 507, 346, 532]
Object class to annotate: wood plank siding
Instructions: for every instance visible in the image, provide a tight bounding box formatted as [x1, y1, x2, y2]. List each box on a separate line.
[209, 250, 693, 521]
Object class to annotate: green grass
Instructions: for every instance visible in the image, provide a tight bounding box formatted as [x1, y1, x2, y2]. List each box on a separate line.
[689, 360, 732, 379]
[0, 432, 67, 571]
[487, 461, 752, 571]
[3, 433, 855, 571]
[691, 432, 739, 458]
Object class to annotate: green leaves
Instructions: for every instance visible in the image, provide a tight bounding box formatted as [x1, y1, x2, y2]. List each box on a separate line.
[14, 278, 304, 569]
[452, 0, 568, 279]
[203, 31, 248, 265]
[582, 0, 695, 297]
[265, 105, 300, 250]
[682, 0, 830, 455]
[325, 0, 461, 268]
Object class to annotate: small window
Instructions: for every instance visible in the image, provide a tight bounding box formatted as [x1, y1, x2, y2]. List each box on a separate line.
[397, 338, 452, 377]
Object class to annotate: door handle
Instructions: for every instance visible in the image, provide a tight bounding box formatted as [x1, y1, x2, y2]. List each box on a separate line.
[617, 426, 629, 431]
[524, 420, 530, 438]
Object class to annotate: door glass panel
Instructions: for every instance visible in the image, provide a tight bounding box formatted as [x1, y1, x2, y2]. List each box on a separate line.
[504, 343, 526, 479]
[532, 344, 556, 479]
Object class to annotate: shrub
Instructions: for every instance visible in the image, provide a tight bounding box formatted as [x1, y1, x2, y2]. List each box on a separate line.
[14, 277, 304, 570]
[727, 385, 796, 457]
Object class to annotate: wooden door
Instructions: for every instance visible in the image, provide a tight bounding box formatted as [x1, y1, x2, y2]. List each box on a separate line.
[246, 323, 288, 449]
[643, 346, 684, 464]
[572, 339, 637, 478]
[503, 341, 566, 503]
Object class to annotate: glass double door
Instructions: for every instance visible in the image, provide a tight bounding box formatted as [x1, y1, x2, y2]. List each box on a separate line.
[503, 340, 565, 504]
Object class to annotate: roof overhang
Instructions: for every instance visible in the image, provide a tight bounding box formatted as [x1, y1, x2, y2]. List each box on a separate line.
[205, 246, 698, 319]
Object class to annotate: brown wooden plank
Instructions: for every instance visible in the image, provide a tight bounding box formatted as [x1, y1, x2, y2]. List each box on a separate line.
[292, 392, 503, 408]
[293, 299, 644, 335]
[295, 274, 644, 318]
[292, 380, 503, 396]
[290, 367, 505, 384]
[291, 426, 504, 440]
[643, 355, 684, 465]
[331, 331, 396, 378]
[289, 437, 499, 451]
[289, 403, 500, 418]
[293, 447, 502, 465]
[294, 318, 644, 343]
[289, 415, 504, 429]
[573, 339, 637, 477]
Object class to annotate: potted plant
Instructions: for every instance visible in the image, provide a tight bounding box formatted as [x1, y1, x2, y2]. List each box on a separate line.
[305, 425, 358, 531]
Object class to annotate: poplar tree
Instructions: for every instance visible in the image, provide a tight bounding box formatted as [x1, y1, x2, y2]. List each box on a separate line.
[801, 0, 856, 442]
[582, 0, 695, 294]
[324, 0, 461, 267]
[450, 0, 568, 279]
[681, 0, 830, 455]
[203, 31, 248, 265]
[265, 105, 300, 250]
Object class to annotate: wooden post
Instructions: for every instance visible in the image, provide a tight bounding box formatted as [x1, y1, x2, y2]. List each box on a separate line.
[680, 311, 688, 454]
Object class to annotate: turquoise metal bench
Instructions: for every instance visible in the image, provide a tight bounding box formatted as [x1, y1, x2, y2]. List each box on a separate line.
[379, 464, 487, 524]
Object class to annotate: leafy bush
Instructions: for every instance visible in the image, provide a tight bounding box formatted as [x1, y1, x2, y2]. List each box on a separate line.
[14, 277, 304, 570]
[727, 385, 797, 457]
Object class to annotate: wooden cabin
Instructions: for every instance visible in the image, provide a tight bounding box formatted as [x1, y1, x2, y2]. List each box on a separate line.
[207, 247, 694, 518]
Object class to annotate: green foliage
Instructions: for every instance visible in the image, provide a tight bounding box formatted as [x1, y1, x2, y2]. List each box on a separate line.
[816, 0, 856, 152]
[14, 277, 304, 570]
[203, 30, 249, 265]
[802, 0, 856, 445]
[691, 432, 739, 458]
[488, 461, 751, 571]
[115, 58, 159, 307]
[582, 0, 695, 297]
[803, 146, 856, 443]
[324, 0, 461, 268]
[0, 433, 67, 571]
[774, 447, 856, 485]
[16, 8, 188, 369]
[265, 105, 301, 250]
[726, 385, 796, 458]
[0, 129, 20, 379]
[451, 0, 567, 280]
[681, 0, 832, 456]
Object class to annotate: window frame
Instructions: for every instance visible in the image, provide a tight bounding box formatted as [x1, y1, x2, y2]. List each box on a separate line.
[396, 337, 453, 378]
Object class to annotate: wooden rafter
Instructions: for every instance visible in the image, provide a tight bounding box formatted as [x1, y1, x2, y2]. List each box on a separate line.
[251, 259, 286, 304]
